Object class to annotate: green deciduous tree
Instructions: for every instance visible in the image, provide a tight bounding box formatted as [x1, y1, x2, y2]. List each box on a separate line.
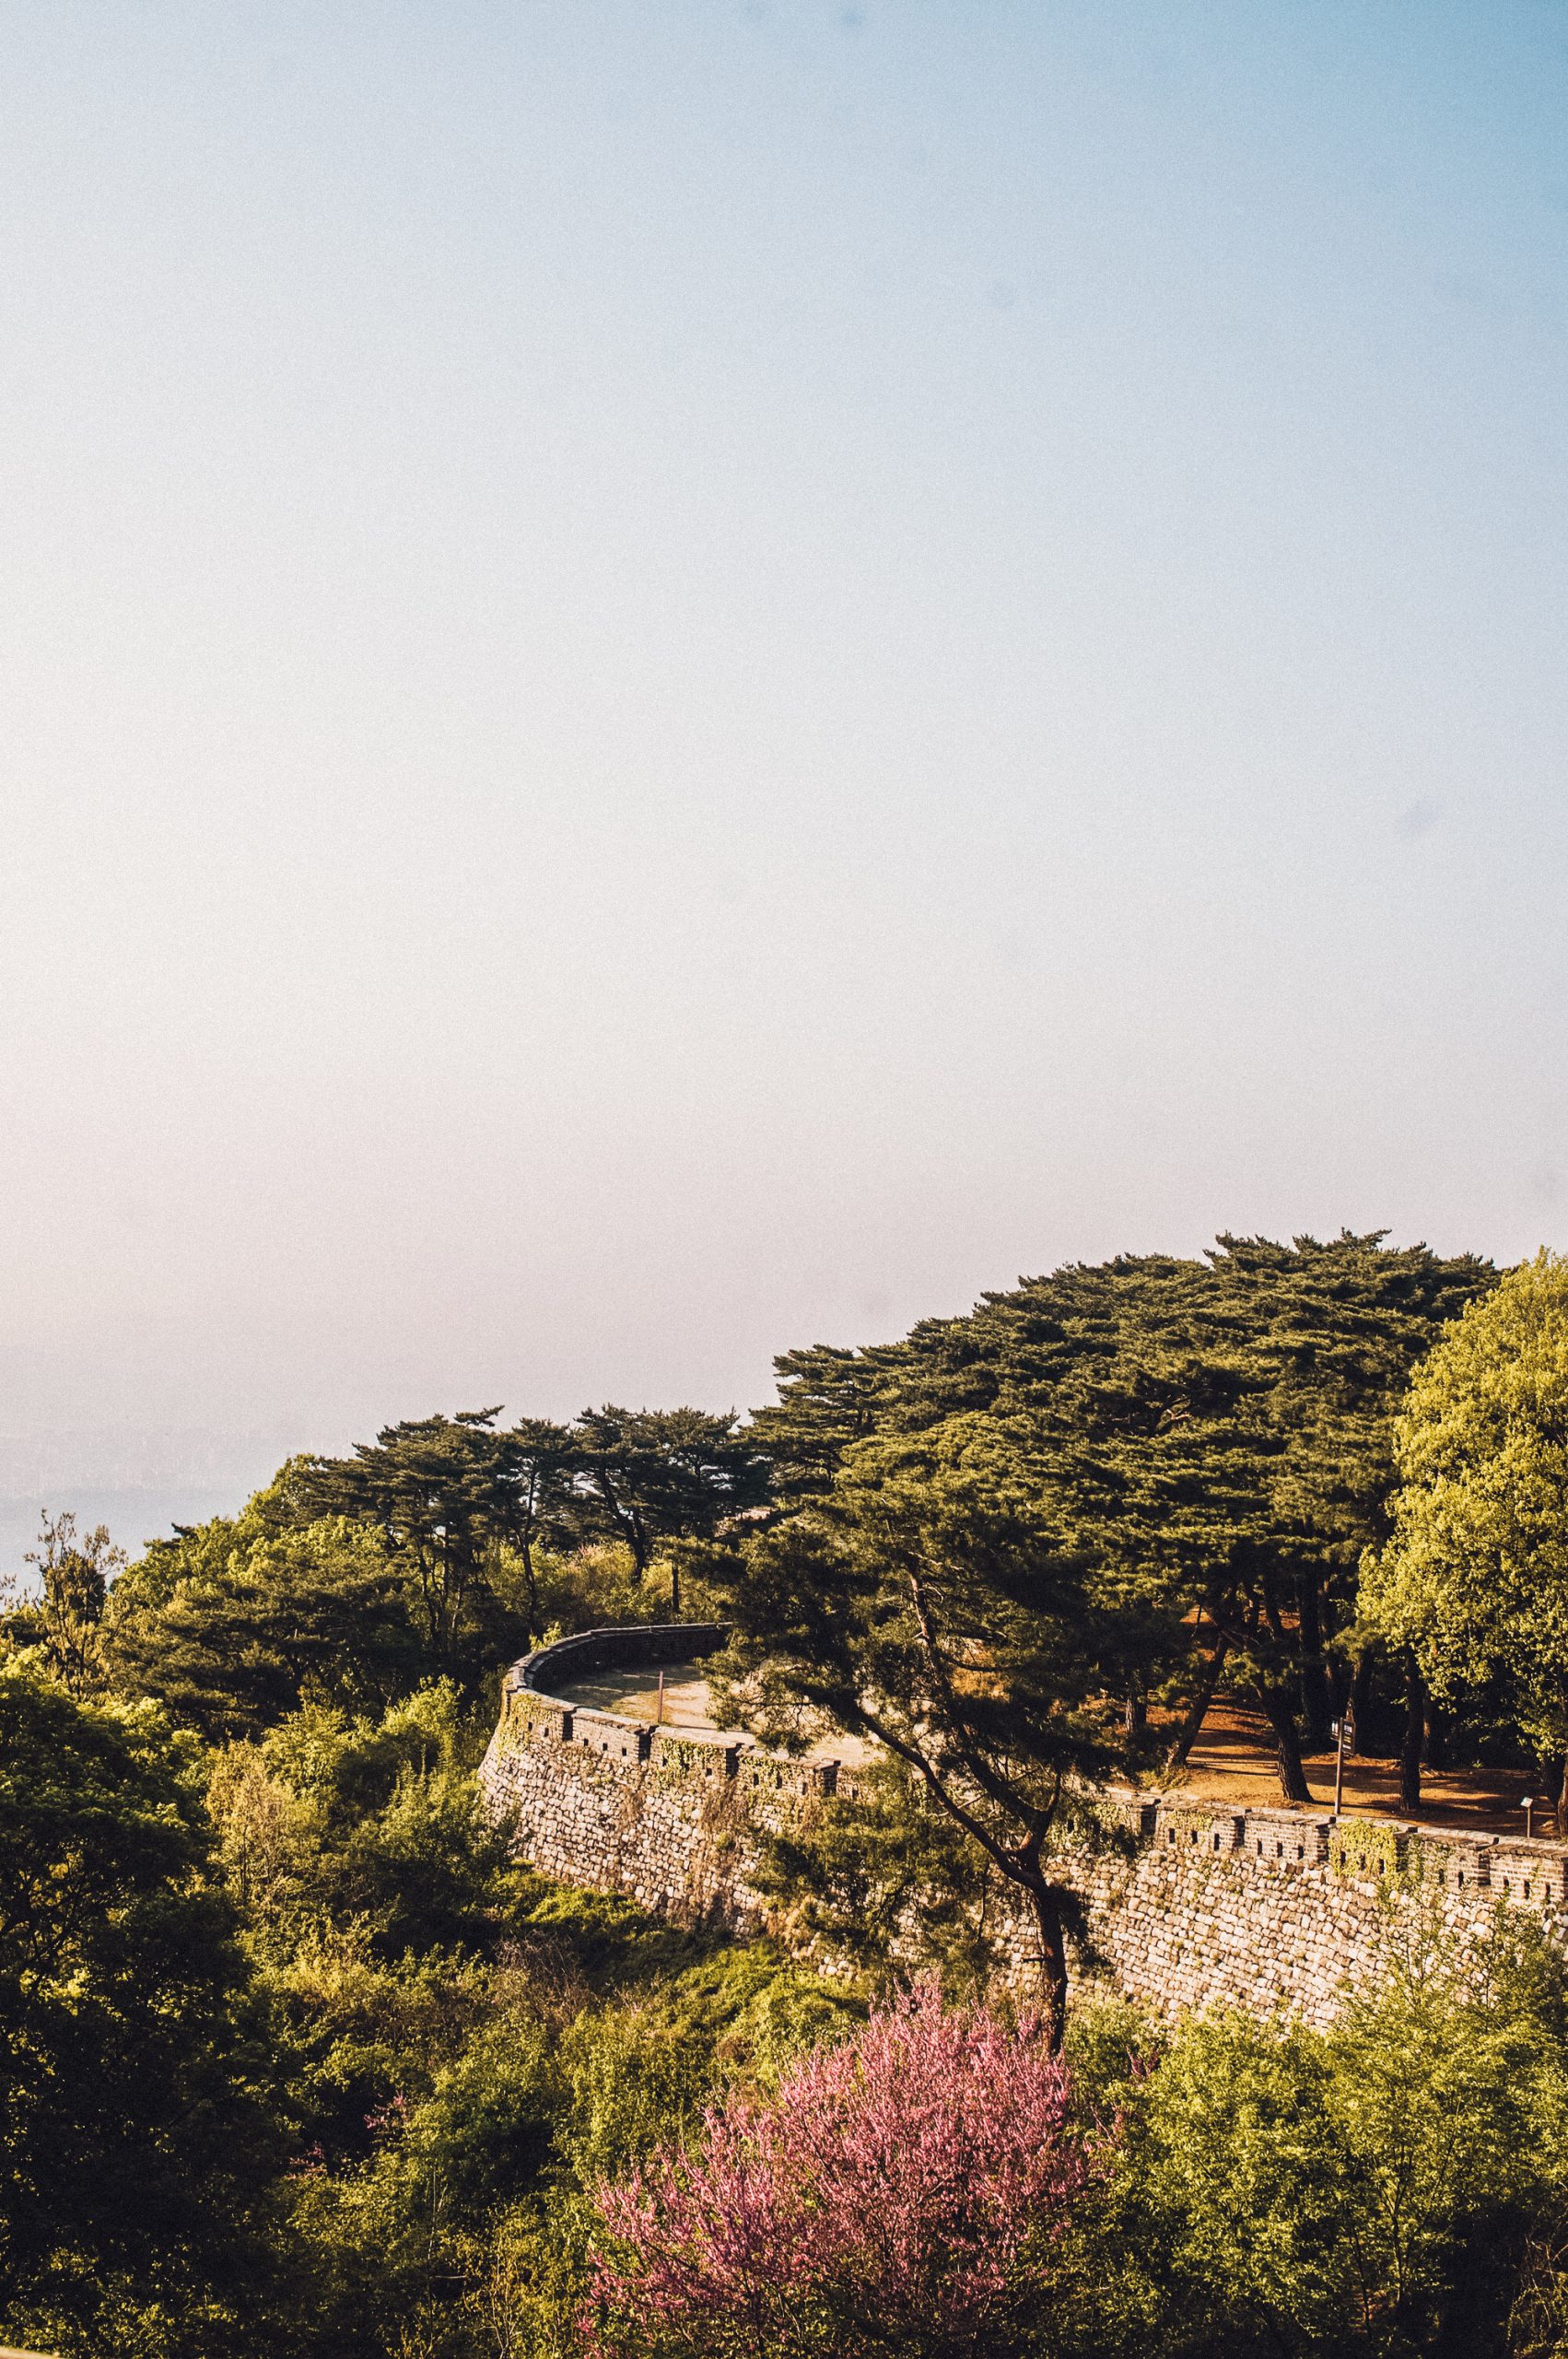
[5, 1510, 123, 1695]
[1082, 1933, 1568, 2358]
[0, 1661, 279, 2355]
[1362, 1250, 1568, 1826]
[750, 1751, 1005, 1999]
[213, 1681, 514, 1969]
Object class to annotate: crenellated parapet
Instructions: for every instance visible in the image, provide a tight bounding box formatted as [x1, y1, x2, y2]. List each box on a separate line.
[478, 1621, 1568, 2025]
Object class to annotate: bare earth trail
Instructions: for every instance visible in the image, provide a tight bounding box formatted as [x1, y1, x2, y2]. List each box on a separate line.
[554, 1664, 876, 1766]
[556, 1664, 1539, 1837]
[1181, 1702, 1540, 1834]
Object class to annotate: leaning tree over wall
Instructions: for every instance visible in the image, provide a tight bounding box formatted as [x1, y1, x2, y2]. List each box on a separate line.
[713, 1416, 1139, 2039]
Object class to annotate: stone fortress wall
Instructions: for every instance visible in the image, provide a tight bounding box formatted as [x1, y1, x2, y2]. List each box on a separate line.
[478, 1624, 1568, 2027]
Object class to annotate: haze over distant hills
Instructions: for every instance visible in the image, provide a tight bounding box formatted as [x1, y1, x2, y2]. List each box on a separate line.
[0, 1426, 304, 1578]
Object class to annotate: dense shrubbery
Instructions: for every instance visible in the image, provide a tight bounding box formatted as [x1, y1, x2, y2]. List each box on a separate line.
[0, 1662, 281, 2356]
[0, 1644, 863, 2358]
[10, 1634, 1568, 2357]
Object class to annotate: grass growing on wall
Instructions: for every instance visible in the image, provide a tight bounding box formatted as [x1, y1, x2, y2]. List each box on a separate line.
[1159, 1806, 1233, 1854]
[1329, 1818, 1411, 1886]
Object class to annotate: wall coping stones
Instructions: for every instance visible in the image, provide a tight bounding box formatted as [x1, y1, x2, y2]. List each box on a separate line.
[504, 1621, 731, 1706]
[497, 1622, 1568, 1888]
[479, 1621, 1568, 2022]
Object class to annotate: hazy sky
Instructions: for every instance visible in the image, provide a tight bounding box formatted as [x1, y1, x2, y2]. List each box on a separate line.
[3, 2, 1566, 1545]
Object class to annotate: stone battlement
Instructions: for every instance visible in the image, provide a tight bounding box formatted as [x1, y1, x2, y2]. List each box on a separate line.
[497, 1622, 849, 1799]
[479, 1621, 1568, 2024]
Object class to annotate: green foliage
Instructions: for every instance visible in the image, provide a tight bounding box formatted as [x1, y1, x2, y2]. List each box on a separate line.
[29, 1276, 1568, 2358]
[741, 1341, 897, 1503]
[108, 1507, 425, 1741]
[301, 1402, 768, 1652]
[208, 1682, 514, 1966]
[752, 1752, 1014, 1997]
[100, 1461, 713, 1748]
[270, 1922, 859, 2358]
[107, 1647, 852, 2358]
[2, 1509, 123, 1694]
[302, 1412, 535, 1677]
[1066, 1935, 1568, 2357]
[1362, 1252, 1568, 1796]
[713, 1414, 1141, 2027]
[568, 1403, 770, 1608]
[1328, 1818, 1410, 1885]
[752, 1235, 1495, 1800]
[19, 1611, 1568, 2357]
[0, 1660, 282, 2358]
[515, 1537, 677, 1637]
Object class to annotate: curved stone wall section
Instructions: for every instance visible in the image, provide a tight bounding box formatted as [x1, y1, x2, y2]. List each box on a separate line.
[483, 1621, 846, 1929]
[510, 1621, 732, 1700]
[478, 1623, 1568, 2025]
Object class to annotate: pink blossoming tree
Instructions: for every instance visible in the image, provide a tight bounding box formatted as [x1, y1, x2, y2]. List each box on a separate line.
[583, 1981, 1093, 2359]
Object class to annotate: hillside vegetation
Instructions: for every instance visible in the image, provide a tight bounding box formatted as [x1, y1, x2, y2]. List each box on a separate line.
[6, 1235, 1568, 2358]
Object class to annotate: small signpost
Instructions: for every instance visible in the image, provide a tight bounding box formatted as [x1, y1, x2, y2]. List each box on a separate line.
[1331, 1712, 1354, 1820]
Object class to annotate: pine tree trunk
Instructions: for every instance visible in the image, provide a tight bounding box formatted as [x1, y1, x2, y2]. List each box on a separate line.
[1262, 1689, 1312, 1804]
[1400, 1656, 1425, 1812]
[1123, 1691, 1147, 1744]
[1164, 1637, 1229, 1771]
[520, 1535, 539, 1640]
[1017, 1865, 1070, 2053]
[1350, 1651, 1375, 1755]
[1557, 1755, 1568, 1841]
[1295, 1569, 1333, 1751]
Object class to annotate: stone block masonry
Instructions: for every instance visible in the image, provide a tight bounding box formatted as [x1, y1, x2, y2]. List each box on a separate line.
[479, 1625, 1568, 2026]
